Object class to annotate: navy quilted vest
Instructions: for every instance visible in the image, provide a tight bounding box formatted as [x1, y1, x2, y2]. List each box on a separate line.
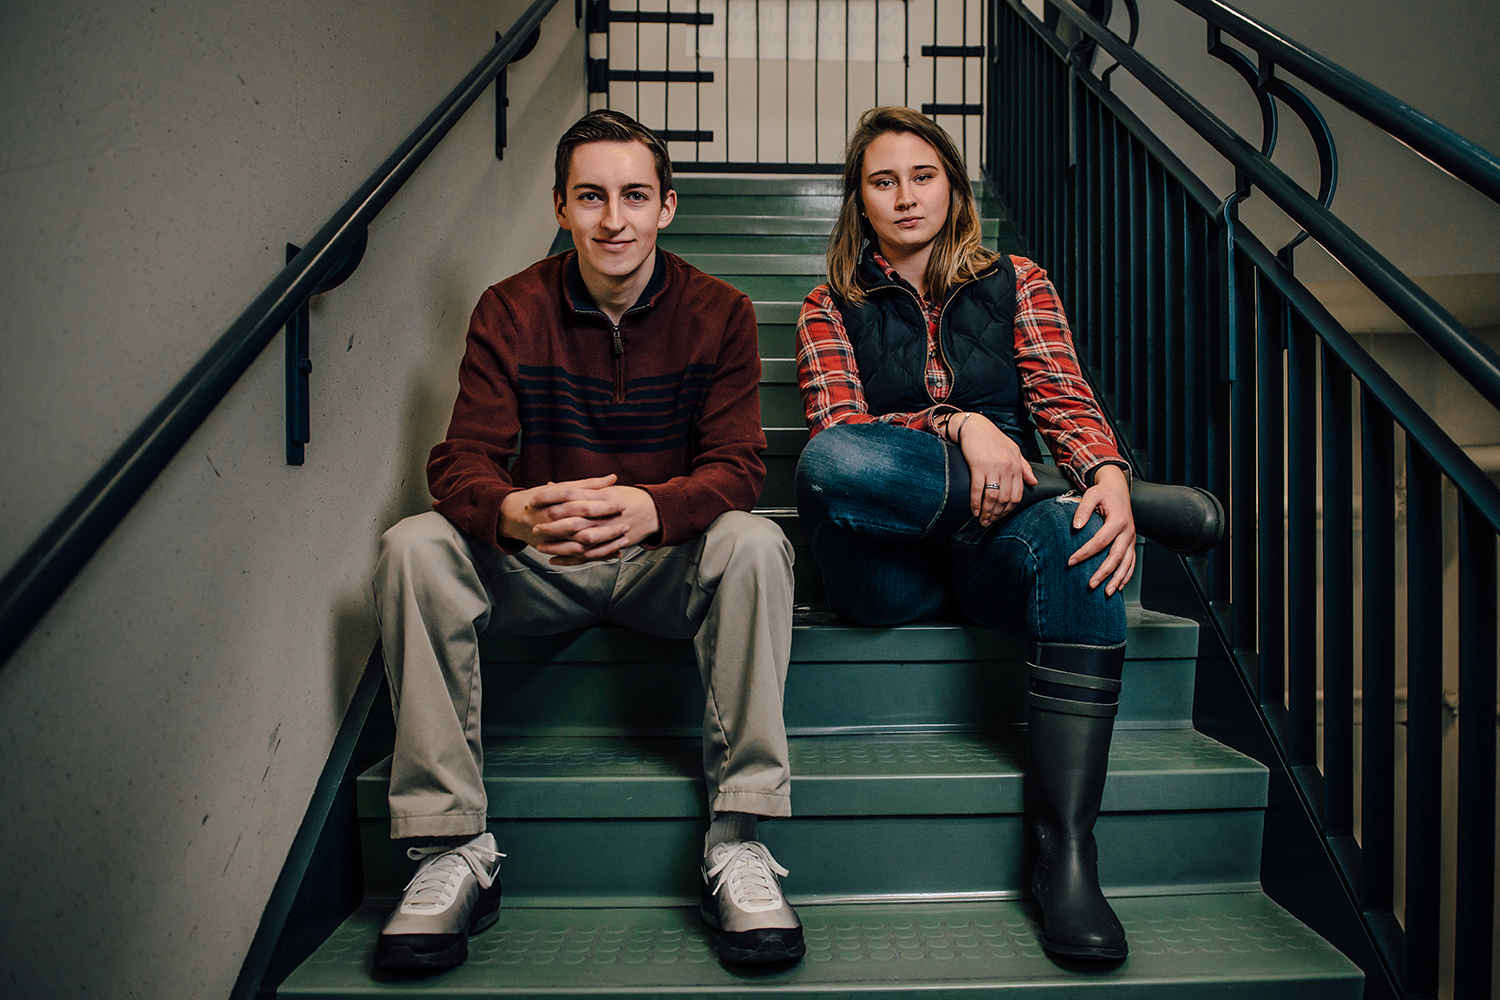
[832, 251, 1039, 455]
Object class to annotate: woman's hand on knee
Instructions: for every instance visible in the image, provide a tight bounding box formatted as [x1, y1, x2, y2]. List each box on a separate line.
[1067, 464, 1136, 596]
[954, 413, 1038, 526]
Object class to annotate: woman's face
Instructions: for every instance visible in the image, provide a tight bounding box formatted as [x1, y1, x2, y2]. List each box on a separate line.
[859, 130, 951, 258]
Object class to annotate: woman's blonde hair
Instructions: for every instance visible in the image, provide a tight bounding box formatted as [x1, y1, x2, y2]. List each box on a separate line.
[826, 106, 998, 305]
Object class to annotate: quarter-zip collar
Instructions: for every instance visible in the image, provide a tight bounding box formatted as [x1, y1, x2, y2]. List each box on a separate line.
[562, 248, 670, 403]
[563, 247, 670, 321]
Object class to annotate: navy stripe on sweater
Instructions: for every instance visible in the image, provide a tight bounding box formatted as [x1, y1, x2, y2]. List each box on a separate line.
[517, 363, 716, 454]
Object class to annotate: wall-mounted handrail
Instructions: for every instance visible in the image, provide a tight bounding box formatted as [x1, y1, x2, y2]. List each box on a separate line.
[1044, 0, 1500, 413]
[0, 0, 563, 668]
[1174, 0, 1500, 206]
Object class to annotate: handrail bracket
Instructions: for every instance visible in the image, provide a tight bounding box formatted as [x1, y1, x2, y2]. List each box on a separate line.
[284, 230, 369, 465]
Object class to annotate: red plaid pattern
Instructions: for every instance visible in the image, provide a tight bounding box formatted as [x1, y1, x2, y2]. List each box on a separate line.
[795, 253, 1126, 488]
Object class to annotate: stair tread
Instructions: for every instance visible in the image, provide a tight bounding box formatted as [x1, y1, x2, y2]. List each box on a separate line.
[279, 893, 1362, 998]
[478, 605, 1200, 663]
[355, 729, 1266, 820]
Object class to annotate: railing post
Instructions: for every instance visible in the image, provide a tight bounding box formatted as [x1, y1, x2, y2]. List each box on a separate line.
[1320, 349, 1355, 836]
[1455, 498, 1498, 998]
[1404, 442, 1444, 995]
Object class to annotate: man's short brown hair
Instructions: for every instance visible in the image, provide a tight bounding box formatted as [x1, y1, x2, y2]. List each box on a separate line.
[553, 110, 673, 199]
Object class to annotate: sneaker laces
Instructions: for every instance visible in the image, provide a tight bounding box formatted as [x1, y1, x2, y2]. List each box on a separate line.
[399, 837, 505, 914]
[704, 841, 789, 913]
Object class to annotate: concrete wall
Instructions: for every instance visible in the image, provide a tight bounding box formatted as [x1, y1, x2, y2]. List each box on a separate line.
[0, 2, 585, 997]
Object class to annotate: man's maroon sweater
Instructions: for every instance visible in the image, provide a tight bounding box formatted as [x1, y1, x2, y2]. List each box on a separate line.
[427, 249, 766, 549]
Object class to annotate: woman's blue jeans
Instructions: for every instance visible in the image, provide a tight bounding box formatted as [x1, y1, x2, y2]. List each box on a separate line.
[795, 422, 1126, 646]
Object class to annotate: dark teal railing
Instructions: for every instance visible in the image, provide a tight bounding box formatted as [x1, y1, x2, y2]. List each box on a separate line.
[0, 0, 562, 669]
[990, 1, 1499, 997]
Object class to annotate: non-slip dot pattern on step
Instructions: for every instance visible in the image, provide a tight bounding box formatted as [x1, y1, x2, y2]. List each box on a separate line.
[474, 730, 1258, 781]
[1106, 729, 1250, 768]
[484, 744, 673, 769]
[465, 921, 717, 967]
[1122, 908, 1324, 956]
[789, 738, 1009, 770]
[800, 913, 1047, 964]
[281, 898, 1363, 996]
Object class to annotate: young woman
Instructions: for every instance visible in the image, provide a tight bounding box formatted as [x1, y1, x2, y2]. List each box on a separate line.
[795, 106, 1136, 962]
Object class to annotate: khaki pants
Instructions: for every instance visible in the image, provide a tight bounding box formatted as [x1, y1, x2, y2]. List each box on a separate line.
[373, 510, 794, 840]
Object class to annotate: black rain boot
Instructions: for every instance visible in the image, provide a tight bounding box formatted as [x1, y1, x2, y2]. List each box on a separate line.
[1026, 641, 1128, 962]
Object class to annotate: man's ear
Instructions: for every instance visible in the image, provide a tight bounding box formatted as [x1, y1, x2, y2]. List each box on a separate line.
[554, 189, 571, 230]
[657, 188, 678, 230]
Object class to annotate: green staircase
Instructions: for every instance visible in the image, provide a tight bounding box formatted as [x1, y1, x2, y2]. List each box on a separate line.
[278, 176, 1364, 998]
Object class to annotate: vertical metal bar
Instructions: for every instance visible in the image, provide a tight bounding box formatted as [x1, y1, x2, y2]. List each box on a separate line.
[1006, 5, 1017, 204]
[1063, 64, 1076, 324]
[755, 0, 762, 161]
[1042, 41, 1055, 268]
[1059, 55, 1069, 283]
[1205, 210, 1230, 604]
[1144, 160, 1165, 481]
[979, 0, 987, 182]
[1286, 312, 1317, 767]
[847, 0, 853, 139]
[1097, 107, 1114, 395]
[875, 0, 881, 106]
[723, 0, 730, 163]
[1255, 271, 1285, 706]
[1010, 11, 1021, 209]
[785, 0, 790, 163]
[904, 0, 910, 111]
[961, 0, 969, 165]
[1403, 442, 1443, 995]
[695, 0, 702, 161]
[1454, 499, 1497, 999]
[1018, 31, 1028, 236]
[814, 0, 820, 163]
[1086, 90, 1102, 372]
[1360, 395, 1396, 915]
[1128, 139, 1146, 450]
[634, 0, 641, 117]
[1321, 348, 1354, 834]
[1184, 205, 1207, 488]
[1038, 40, 1049, 267]
[1162, 182, 1186, 484]
[1225, 235, 1257, 653]
[931, 0, 939, 127]
[664, 0, 670, 140]
[1111, 119, 1128, 415]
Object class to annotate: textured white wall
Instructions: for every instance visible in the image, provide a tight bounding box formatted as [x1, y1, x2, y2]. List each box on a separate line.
[0, 1, 584, 996]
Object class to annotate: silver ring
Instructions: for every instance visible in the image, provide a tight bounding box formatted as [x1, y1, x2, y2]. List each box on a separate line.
[984, 482, 1001, 489]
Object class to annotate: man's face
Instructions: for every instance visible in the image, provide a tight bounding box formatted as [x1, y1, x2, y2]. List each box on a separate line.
[554, 140, 677, 292]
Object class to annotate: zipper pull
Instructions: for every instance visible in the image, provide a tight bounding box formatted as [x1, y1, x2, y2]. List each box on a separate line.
[612, 325, 623, 355]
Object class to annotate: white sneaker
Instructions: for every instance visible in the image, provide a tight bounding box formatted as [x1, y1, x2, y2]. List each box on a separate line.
[700, 840, 805, 963]
[375, 832, 505, 969]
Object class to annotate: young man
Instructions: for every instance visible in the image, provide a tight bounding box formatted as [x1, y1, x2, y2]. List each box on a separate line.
[371, 110, 802, 970]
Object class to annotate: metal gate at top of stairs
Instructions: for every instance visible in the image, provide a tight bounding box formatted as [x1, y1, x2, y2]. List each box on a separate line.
[586, 0, 988, 175]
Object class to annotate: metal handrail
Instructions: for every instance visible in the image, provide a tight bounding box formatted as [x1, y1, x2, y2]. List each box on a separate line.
[0, 0, 562, 668]
[992, 1, 1499, 994]
[1045, 0, 1500, 413]
[1173, 0, 1500, 206]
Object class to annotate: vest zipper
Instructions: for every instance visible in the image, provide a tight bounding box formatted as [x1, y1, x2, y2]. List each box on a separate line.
[883, 274, 991, 404]
[882, 283, 958, 405]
